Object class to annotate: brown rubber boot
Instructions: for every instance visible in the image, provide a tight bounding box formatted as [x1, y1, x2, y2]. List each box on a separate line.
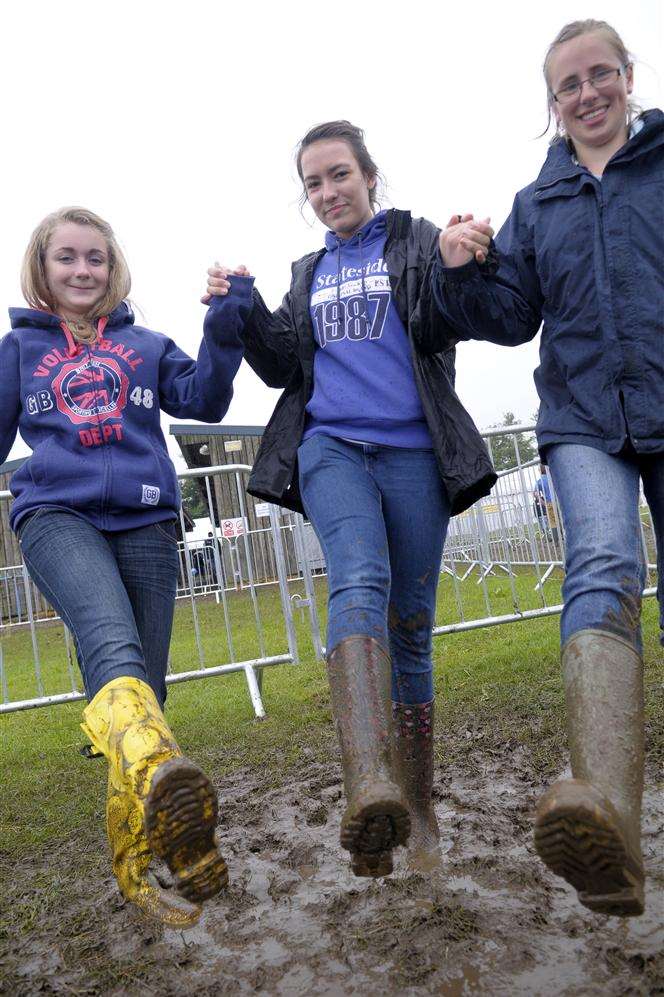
[392, 700, 442, 873]
[327, 636, 410, 877]
[534, 629, 645, 916]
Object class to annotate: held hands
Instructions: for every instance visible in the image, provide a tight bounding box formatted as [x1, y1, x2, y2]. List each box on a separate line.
[438, 214, 494, 268]
[201, 263, 252, 304]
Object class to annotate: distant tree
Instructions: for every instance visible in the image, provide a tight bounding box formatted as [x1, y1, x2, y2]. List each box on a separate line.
[180, 476, 207, 519]
[487, 411, 538, 472]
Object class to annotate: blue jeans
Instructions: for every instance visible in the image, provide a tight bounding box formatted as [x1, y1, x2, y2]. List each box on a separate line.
[298, 435, 450, 704]
[547, 444, 664, 652]
[18, 510, 180, 705]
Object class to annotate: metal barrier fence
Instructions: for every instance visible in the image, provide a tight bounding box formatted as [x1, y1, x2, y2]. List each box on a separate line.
[434, 424, 657, 636]
[0, 427, 658, 716]
[0, 465, 322, 718]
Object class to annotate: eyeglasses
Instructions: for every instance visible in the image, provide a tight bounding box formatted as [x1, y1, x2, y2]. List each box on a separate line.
[551, 64, 630, 104]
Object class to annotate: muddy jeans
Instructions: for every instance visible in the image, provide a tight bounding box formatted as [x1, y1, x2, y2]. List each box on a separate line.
[298, 435, 450, 704]
[18, 509, 180, 705]
[547, 444, 664, 653]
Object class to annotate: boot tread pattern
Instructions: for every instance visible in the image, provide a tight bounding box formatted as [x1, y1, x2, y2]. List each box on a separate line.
[145, 758, 228, 902]
[534, 783, 644, 917]
[340, 793, 411, 878]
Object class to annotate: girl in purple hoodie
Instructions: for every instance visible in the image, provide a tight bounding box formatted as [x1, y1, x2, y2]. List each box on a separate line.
[208, 122, 495, 880]
[1, 206, 253, 927]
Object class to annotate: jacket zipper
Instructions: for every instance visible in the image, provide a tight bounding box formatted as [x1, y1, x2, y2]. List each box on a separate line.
[593, 178, 639, 451]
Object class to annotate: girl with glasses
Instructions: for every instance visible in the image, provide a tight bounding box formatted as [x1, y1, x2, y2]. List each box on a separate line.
[435, 19, 663, 917]
[0, 207, 253, 926]
[207, 121, 496, 878]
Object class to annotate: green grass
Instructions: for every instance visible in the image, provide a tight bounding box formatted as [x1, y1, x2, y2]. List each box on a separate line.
[1, 573, 660, 996]
[0, 569, 564, 704]
[0, 575, 661, 862]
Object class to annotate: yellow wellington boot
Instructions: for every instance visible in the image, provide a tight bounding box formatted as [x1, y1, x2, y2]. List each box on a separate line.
[106, 768, 201, 927]
[82, 676, 228, 904]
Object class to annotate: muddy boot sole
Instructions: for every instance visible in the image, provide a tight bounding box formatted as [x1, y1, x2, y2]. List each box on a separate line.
[534, 779, 644, 917]
[341, 780, 410, 877]
[145, 758, 228, 903]
[351, 849, 394, 877]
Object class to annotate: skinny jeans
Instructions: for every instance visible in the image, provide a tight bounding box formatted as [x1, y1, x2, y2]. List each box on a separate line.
[546, 444, 664, 653]
[18, 509, 180, 705]
[298, 435, 450, 704]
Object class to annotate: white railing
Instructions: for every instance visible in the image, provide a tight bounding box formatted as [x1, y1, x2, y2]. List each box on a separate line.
[0, 426, 657, 714]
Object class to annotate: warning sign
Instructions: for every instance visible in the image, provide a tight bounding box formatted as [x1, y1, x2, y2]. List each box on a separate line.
[221, 517, 246, 538]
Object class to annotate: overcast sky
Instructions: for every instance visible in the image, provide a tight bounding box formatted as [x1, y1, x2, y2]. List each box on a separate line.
[2, 0, 661, 470]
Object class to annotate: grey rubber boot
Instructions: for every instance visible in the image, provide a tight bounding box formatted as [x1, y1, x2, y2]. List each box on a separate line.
[392, 700, 442, 873]
[534, 629, 645, 916]
[327, 636, 410, 877]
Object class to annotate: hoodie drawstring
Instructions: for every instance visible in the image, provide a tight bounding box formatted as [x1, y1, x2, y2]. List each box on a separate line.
[336, 241, 342, 331]
[335, 232, 371, 338]
[59, 315, 109, 358]
[60, 321, 82, 358]
[357, 232, 370, 337]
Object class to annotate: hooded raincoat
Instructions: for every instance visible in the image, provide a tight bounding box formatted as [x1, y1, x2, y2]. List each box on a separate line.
[432, 109, 664, 457]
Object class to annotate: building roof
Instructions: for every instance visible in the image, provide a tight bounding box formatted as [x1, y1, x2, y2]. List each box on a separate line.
[169, 424, 265, 437]
[0, 457, 26, 474]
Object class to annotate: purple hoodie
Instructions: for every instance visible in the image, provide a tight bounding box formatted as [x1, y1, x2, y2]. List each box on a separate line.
[304, 211, 432, 448]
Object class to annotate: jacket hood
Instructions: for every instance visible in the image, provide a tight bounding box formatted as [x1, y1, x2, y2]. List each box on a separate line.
[321, 210, 390, 333]
[323, 210, 387, 251]
[9, 300, 135, 332]
[535, 107, 664, 189]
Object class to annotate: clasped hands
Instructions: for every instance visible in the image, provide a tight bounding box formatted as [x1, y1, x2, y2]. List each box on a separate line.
[202, 215, 495, 302]
[438, 214, 494, 268]
[201, 264, 251, 304]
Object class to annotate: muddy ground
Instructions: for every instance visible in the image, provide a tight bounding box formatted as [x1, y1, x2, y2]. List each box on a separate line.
[2, 734, 663, 996]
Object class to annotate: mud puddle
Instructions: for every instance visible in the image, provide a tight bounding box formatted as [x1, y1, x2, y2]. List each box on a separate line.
[2, 748, 663, 995]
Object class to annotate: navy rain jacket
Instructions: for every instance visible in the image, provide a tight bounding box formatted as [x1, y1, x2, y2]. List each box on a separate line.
[432, 109, 664, 456]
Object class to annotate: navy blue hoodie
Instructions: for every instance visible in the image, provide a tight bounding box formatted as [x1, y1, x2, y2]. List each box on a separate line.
[0, 276, 253, 531]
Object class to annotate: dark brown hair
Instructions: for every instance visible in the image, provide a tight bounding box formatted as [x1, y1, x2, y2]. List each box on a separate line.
[296, 120, 383, 209]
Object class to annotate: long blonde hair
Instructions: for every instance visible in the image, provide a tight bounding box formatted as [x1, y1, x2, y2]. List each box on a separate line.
[21, 206, 131, 318]
[542, 20, 640, 142]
